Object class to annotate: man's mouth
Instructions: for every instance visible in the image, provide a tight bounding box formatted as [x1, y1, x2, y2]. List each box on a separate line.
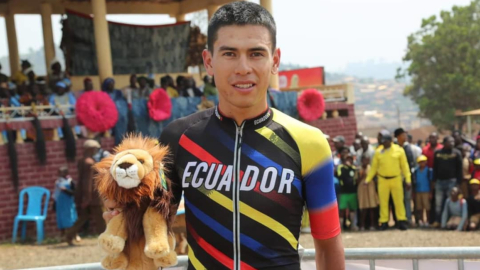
[234, 83, 254, 89]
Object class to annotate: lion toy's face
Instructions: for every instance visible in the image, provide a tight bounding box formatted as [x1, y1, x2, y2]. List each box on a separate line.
[94, 135, 170, 205]
[110, 149, 154, 189]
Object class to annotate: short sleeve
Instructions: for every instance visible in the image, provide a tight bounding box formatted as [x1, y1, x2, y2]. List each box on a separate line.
[302, 130, 340, 240]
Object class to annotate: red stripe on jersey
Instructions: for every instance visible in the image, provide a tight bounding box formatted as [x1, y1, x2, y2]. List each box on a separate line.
[187, 223, 257, 270]
[308, 201, 341, 240]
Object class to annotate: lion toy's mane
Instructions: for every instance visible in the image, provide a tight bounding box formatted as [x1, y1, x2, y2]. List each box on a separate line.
[94, 134, 175, 242]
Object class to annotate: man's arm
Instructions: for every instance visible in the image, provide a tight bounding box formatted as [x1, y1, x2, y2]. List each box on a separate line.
[432, 151, 438, 182]
[456, 151, 464, 185]
[458, 200, 468, 231]
[399, 149, 412, 184]
[314, 235, 345, 270]
[365, 151, 379, 183]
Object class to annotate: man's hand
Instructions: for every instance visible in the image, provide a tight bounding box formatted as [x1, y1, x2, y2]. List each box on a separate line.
[406, 183, 412, 191]
[103, 199, 121, 224]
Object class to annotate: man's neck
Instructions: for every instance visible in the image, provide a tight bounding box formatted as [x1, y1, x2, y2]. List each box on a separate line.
[398, 140, 405, 146]
[430, 143, 437, 149]
[218, 100, 268, 126]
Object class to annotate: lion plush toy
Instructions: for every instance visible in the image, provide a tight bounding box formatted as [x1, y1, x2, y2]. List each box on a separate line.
[93, 135, 177, 270]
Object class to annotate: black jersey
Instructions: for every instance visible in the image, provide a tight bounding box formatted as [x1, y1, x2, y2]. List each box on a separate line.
[160, 106, 339, 270]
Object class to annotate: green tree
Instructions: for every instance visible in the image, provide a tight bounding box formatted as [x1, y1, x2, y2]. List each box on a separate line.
[397, 0, 480, 129]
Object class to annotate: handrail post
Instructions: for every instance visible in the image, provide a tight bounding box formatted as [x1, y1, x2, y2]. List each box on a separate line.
[458, 259, 464, 270]
[369, 259, 375, 270]
[413, 259, 419, 270]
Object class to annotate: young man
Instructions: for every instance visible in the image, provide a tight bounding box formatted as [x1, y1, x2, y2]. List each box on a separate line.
[433, 136, 463, 227]
[413, 155, 433, 227]
[366, 134, 411, 231]
[441, 187, 467, 231]
[336, 152, 359, 231]
[394, 128, 415, 225]
[104, 2, 344, 270]
[422, 132, 443, 168]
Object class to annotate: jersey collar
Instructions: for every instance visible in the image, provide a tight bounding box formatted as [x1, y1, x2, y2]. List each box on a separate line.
[214, 106, 273, 129]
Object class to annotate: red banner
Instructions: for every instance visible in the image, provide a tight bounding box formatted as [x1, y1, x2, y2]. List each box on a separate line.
[278, 67, 324, 90]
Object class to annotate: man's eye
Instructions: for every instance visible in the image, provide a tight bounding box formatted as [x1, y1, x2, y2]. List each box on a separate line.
[223, 52, 235, 57]
[251, 52, 264, 57]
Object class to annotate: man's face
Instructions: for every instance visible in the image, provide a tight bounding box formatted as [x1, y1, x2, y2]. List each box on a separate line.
[377, 133, 383, 145]
[429, 135, 438, 145]
[334, 141, 344, 151]
[84, 81, 93, 91]
[56, 86, 65, 96]
[398, 133, 407, 143]
[383, 140, 392, 148]
[130, 76, 137, 86]
[202, 25, 280, 111]
[444, 138, 454, 150]
[471, 184, 480, 195]
[139, 78, 147, 88]
[361, 139, 369, 150]
[419, 160, 427, 169]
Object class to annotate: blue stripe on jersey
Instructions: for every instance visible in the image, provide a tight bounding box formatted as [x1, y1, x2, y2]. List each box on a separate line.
[208, 125, 302, 194]
[185, 198, 295, 265]
[304, 159, 337, 210]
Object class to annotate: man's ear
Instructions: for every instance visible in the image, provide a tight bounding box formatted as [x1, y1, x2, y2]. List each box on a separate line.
[202, 49, 215, 76]
[272, 48, 281, 75]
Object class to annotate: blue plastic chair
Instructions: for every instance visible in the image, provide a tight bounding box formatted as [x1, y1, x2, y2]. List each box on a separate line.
[12, 186, 51, 244]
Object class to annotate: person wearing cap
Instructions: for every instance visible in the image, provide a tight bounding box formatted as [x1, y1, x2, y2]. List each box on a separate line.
[467, 179, 480, 230]
[432, 136, 463, 227]
[366, 133, 411, 231]
[471, 158, 480, 180]
[413, 155, 433, 227]
[333, 135, 346, 166]
[335, 151, 359, 231]
[65, 139, 105, 245]
[395, 128, 416, 225]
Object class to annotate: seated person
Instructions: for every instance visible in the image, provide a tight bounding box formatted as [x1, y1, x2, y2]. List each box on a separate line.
[441, 187, 468, 231]
[467, 179, 480, 230]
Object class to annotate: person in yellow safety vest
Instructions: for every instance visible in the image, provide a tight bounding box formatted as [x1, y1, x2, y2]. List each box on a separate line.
[366, 134, 412, 231]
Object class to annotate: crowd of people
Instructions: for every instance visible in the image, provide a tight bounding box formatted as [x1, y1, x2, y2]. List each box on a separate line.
[309, 129, 480, 232]
[0, 59, 217, 110]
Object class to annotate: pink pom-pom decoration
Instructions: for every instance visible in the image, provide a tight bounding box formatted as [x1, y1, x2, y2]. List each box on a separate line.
[148, 88, 172, 121]
[297, 88, 325, 122]
[76, 91, 118, 132]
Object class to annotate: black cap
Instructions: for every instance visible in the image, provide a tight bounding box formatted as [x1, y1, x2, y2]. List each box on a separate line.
[394, 128, 406, 138]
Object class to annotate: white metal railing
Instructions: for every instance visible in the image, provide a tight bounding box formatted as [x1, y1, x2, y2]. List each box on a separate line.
[15, 247, 480, 270]
[0, 104, 75, 121]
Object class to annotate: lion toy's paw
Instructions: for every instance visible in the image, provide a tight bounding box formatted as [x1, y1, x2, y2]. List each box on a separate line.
[144, 240, 170, 259]
[101, 253, 128, 270]
[98, 233, 126, 255]
[154, 251, 178, 268]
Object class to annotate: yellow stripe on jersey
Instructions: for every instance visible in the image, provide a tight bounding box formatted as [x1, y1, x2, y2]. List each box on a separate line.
[199, 188, 298, 250]
[271, 108, 332, 176]
[255, 126, 301, 166]
[188, 244, 206, 270]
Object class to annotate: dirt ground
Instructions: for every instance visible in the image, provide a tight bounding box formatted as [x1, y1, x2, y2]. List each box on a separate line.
[1, 229, 480, 270]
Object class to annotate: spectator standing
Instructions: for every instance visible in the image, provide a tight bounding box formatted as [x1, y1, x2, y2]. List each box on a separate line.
[366, 134, 411, 231]
[135, 76, 153, 100]
[333, 135, 346, 166]
[357, 155, 378, 231]
[441, 187, 467, 231]
[395, 128, 415, 225]
[122, 74, 138, 106]
[460, 145, 473, 197]
[408, 134, 422, 166]
[356, 136, 375, 166]
[432, 136, 463, 227]
[413, 155, 433, 227]
[467, 179, 480, 230]
[53, 166, 78, 236]
[65, 140, 105, 245]
[335, 152, 359, 231]
[422, 132, 443, 168]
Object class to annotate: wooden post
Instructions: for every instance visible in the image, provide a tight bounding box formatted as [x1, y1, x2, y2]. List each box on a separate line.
[92, 0, 113, 82]
[41, 2, 55, 75]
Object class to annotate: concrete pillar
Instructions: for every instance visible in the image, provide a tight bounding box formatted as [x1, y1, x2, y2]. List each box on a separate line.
[207, 5, 219, 20]
[176, 14, 186, 22]
[260, 0, 279, 90]
[5, 12, 19, 76]
[92, 0, 113, 82]
[41, 2, 55, 75]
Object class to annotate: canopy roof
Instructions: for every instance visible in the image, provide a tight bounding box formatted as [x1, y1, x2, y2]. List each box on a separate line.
[0, 0, 232, 15]
[459, 109, 480, 116]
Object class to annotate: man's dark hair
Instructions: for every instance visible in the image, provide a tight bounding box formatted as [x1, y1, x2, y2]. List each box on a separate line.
[207, 1, 276, 53]
[160, 76, 168, 87]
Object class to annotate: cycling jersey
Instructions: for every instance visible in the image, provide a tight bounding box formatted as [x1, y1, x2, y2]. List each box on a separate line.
[160, 106, 340, 270]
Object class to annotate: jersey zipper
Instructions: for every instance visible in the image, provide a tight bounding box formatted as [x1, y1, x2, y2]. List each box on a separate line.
[232, 122, 245, 270]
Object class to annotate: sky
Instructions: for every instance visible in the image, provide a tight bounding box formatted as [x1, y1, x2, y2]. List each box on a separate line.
[0, 0, 474, 73]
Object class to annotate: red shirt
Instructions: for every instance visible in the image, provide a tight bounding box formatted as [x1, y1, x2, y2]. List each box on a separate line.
[422, 143, 443, 168]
